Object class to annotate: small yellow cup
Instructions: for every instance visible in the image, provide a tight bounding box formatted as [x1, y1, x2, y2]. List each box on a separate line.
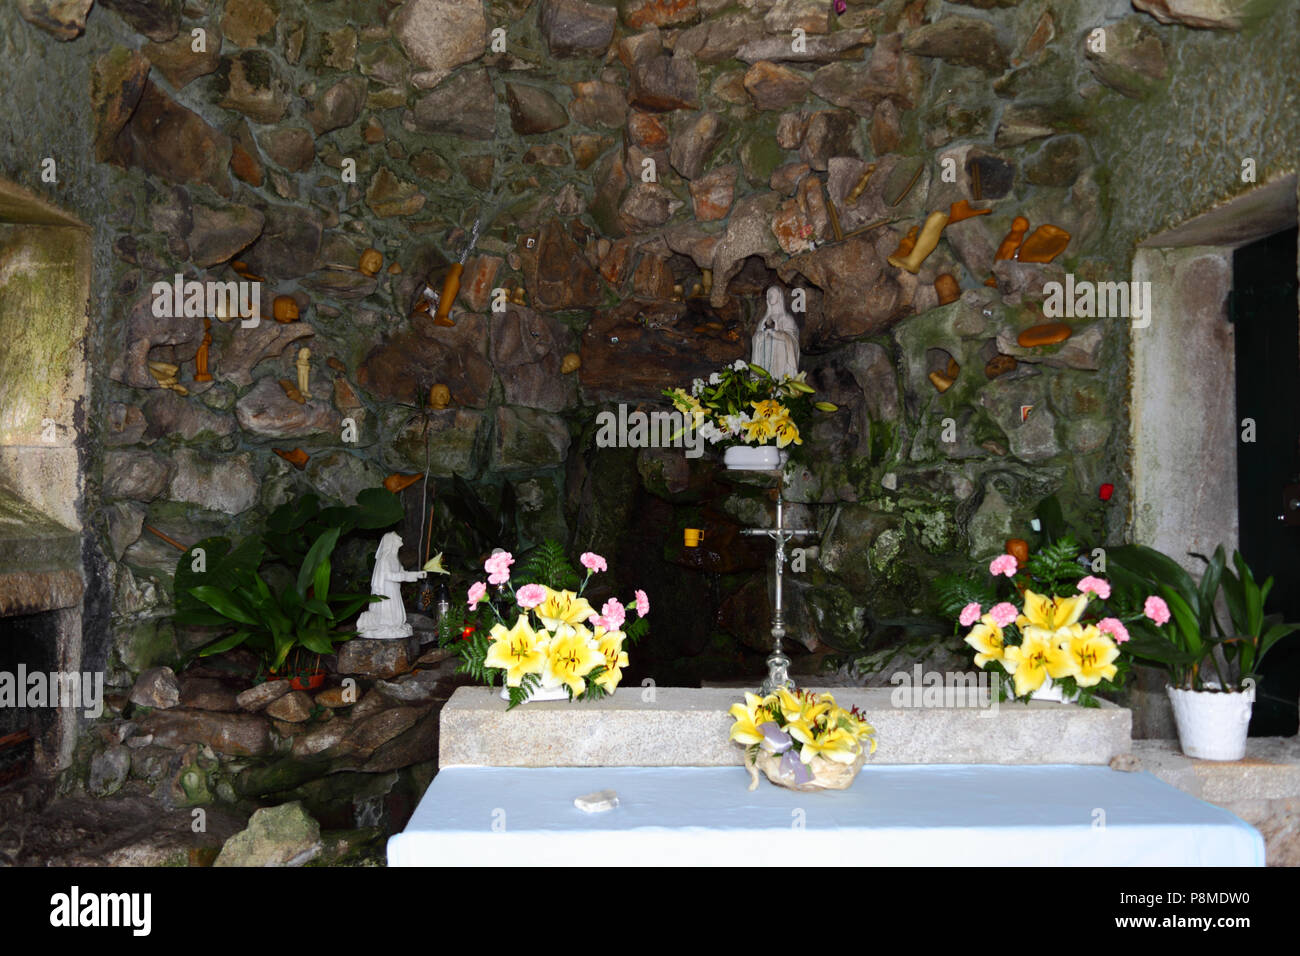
[683, 528, 703, 548]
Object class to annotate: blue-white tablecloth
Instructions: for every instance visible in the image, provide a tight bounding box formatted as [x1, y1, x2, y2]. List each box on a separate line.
[388, 764, 1264, 866]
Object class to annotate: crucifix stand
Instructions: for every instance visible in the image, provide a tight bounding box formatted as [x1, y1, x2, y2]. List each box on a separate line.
[741, 480, 816, 694]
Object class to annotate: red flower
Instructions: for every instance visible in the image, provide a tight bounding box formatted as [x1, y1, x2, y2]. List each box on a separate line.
[460, 625, 476, 642]
[1099, 483, 1114, 502]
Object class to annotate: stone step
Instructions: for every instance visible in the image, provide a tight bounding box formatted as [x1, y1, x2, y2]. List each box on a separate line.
[439, 686, 1132, 767]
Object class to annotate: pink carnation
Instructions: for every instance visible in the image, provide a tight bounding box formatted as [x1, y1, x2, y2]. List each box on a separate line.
[989, 554, 1018, 578]
[515, 584, 546, 609]
[467, 581, 487, 609]
[1098, 618, 1130, 644]
[597, 599, 626, 631]
[580, 552, 608, 573]
[1077, 576, 1111, 600]
[1143, 596, 1171, 626]
[959, 602, 982, 627]
[634, 589, 649, 618]
[989, 602, 1019, 628]
[484, 551, 514, 586]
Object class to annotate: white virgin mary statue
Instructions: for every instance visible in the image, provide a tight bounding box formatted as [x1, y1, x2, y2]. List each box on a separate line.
[356, 532, 427, 640]
[751, 286, 801, 381]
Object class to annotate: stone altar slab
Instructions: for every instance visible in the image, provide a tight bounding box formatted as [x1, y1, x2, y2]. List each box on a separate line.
[438, 686, 1132, 767]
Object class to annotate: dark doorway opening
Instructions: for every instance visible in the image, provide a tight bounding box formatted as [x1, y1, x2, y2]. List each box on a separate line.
[1232, 225, 1300, 736]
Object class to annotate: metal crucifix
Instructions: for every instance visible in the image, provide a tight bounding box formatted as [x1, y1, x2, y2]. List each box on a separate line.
[741, 483, 817, 694]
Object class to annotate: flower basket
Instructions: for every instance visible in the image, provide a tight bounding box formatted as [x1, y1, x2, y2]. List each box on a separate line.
[730, 688, 876, 792]
[746, 747, 865, 792]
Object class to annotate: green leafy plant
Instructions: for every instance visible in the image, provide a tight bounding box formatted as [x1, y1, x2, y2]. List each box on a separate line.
[174, 528, 379, 673]
[1219, 552, 1300, 681]
[263, 487, 403, 570]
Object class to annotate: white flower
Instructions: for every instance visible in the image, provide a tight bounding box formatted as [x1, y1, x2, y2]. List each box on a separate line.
[708, 372, 722, 385]
[732, 359, 748, 371]
[699, 421, 723, 444]
[691, 378, 705, 396]
[724, 413, 747, 436]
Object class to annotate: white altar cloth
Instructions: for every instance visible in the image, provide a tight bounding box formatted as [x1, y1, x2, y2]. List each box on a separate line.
[388, 764, 1264, 867]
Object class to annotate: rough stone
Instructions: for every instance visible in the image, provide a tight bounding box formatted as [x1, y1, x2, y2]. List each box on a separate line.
[619, 183, 685, 231]
[778, 234, 909, 341]
[708, 192, 782, 305]
[186, 201, 264, 268]
[137, 708, 275, 756]
[690, 164, 735, 221]
[265, 690, 314, 723]
[87, 745, 132, 797]
[317, 26, 357, 70]
[235, 377, 341, 439]
[393, 0, 488, 89]
[491, 306, 575, 411]
[91, 48, 150, 163]
[240, 203, 323, 278]
[337, 636, 421, 679]
[409, 67, 496, 140]
[143, 391, 234, 441]
[105, 450, 172, 501]
[236, 680, 292, 711]
[168, 448, 259, 515]
[143, 26, 223, 88]
[214, 801, 322, 867]
[569, 80, 627, 128]
[305, 76, 365, 134]
[105, 501, 146, 559]
[1085, 17, 1169, 99]
[492, 406, 571, 470]
[736, 29, 874, 65]
[365, 166, 426, 218]
[106, 403, 149, 446]
[744, 61, 811, 112]
[99, 0, 180, 41]
[995, 104, 1068, 148]
[112, 81, 231, 194]
[130, 666, 181, 709]
[668, 111, 725, 179]
[17, 0, 94, 40]
[800, 109, 857, 171]
[260, 127, 315, 171]
[902, 15, 1008, 74]
[541, 0, 617, 57]
[1132, 0, 1256, 30]
[221, 0, 276, 47]
[623, 38, 700, 111]
[218, 51, 289, 124]
[507, 83, 570, 134]
[178, 678, 241, 712]
[358, 314, 492, 408]
[995, 319, 1103, 371]
[521, 218, 603, 309]
[213, 321, 315, 389]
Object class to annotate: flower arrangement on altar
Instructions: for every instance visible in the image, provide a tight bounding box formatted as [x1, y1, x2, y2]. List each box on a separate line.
[729, 688, 877, 791]
[439, 541, 649, 708]
[938, 536, 1182, 705]
[663, 360, 837, 451]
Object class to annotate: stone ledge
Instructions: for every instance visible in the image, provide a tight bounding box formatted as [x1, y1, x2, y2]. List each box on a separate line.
[439, 686, 1132, 767]
[1132, 737, 1300, 803]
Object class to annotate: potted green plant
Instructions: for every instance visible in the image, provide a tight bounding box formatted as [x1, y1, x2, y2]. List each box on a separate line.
[173, 527, 380, 675]
[1108, 544, 1299, 760]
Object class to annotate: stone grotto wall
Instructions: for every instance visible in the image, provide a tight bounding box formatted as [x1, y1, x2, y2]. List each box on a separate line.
[0, 0, 1297, 700]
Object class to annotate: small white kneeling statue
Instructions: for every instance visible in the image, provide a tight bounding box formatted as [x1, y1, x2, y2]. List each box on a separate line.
[356, 532, 427, 640]
[751, 286, 801, 381]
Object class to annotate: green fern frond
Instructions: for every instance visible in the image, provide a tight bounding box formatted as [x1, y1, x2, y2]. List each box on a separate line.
[505, 672, 541, 710]
[519, 539, 580, 591]
[932, 573, 997, 620]
[623, 615, 649, 643]
[1024, 535, 1085, 594]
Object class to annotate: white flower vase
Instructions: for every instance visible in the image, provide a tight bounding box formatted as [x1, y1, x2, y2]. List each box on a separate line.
[1029, 676, 1079, 703]
[500, 681, 570, 703]
[724, 446, 787, 470]
[1167, 683, 1253, 761]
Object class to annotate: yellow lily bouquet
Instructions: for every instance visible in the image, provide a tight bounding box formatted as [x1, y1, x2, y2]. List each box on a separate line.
[729, 688, 877, 792]
[954, 544, 1130, 705]
[442, 541, 649, 709]
[664, 361, 836, 451]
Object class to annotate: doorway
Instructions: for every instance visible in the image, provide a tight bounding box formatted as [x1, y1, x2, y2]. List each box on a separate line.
[1232, 226, 1300, 735]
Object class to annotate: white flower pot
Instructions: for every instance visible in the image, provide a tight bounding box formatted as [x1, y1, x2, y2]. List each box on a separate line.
[499, 681, 569, 703]
[1029, 676, 1078, 703]
[724, 446, 787, 470]
[1167, 683, 1253, 761]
